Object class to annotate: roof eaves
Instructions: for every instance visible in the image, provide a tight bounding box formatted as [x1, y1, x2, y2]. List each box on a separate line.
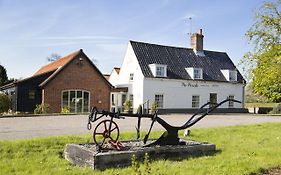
[0, 82, 16, 90]
[39, 66, 63, 87]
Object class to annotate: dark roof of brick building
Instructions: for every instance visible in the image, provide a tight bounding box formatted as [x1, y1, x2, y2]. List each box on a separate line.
[130, 40, 245, 83]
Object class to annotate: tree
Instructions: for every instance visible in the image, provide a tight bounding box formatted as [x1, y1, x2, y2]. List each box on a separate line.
[0, 65, 8, 86]
[47, 53, 61, 62]
[0, 93, 10, 113]
[242, 0, 281, 102]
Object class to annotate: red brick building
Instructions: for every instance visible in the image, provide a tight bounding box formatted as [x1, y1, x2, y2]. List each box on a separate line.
[0, 49, 112, 113]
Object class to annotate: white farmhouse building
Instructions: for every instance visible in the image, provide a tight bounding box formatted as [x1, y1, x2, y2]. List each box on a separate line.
[109, 29, 247, 113]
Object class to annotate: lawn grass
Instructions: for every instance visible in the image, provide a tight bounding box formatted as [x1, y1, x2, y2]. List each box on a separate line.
[1, 123, 281, 175]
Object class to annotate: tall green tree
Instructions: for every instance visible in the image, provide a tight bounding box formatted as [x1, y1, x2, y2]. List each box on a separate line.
[242, 0, 281, 102]
[0, 65, 8, 86]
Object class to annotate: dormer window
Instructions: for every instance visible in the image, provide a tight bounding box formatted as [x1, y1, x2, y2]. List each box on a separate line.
[149, 64, 167, 77]
[185, 67, 203, 79]
[221, 70, 237, 81]
[156, 66, 165, 76]
[194, 68, 202, 79]
[229, 71, 237, 81]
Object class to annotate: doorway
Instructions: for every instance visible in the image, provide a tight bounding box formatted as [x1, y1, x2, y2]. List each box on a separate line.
[209, 93, 217, 107]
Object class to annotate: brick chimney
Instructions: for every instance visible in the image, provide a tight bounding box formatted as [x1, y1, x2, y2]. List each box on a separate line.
[191, 29, 204, 56]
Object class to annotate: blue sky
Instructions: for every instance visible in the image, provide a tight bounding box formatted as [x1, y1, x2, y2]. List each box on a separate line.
[0, 0, 263, 79]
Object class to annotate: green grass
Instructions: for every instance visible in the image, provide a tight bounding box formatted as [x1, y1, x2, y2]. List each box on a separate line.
[1, 123, 281, 175]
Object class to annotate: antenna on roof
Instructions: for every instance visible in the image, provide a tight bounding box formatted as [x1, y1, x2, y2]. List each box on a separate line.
[187, 17, 192, 36]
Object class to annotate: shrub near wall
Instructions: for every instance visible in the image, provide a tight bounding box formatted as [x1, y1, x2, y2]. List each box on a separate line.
[0, 93, 10, 113]
[34, 103, 50, 114]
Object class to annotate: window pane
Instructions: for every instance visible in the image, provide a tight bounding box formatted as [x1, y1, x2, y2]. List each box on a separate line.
[83, 91, 89, 112]
[62, 91, 68, 107]
[129, 73, 134, 81]
[155, 94, 163, 108]
[194, 69, 202, 79]
[76, 91, 82, 113]
[229, 71, 237, 81]
[70, 91, 75, 113]
[129, 94, 133, 105]
[28, 90, 35, 100]
[156, 67, 164, 76]
[111, 94, 115, 105]
[192, 95, 200, 108]
[228, 95, 234, 108]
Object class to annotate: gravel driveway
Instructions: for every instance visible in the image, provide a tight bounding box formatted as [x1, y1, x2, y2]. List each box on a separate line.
[0, 114, 281, 140]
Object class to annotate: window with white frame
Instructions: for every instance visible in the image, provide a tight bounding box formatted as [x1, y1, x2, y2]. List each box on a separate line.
[62, 90, 90, 113]
[192, 95, 200, 108]
[193, 68, 203, 79]
[221, 69, 237, 81]
[111, 94, 115, 106]
[149, 64, 167, 77]
[129, 94, 134, 106]
[185, 67, 203, 79]
[155, 94, 164, 108]
[156, 66, 165, 77]
[228, 95, 234, 108]
[229, 71, 237, 81]
[129, 73, 134, 81]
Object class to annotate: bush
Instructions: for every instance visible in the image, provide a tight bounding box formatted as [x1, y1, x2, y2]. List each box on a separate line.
[123, 100, 132, 112]
[61, 106, 70, 114]
[270, 103, 281, 114]
[34, 103, 50, 114]
[0, 93, 10, 113]
[150, 101, 158, 114]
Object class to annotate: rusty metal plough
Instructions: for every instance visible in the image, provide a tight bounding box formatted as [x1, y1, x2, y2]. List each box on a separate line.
[87, 99, 241, 150]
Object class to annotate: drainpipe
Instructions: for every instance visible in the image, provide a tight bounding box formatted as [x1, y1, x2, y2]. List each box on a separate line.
[242, 80, 246, 109]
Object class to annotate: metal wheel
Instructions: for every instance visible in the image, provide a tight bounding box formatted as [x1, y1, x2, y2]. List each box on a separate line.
[93, 119, 119, 148]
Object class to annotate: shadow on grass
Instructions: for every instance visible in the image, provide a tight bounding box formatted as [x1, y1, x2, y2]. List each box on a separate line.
[163, 149, 222, 162]
[248, 166, 281, 175]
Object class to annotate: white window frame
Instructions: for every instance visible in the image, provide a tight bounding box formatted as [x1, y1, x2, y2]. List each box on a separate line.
[193, 68, 203, 79]
[129, 94, 134, 107]
[61, 89, 90, 113]
[156, 66, 165, 77]
[149, 64, 167, 77]
[229, 71, 237, 81]
[192, 95, 200, 108]
[155, 94, 164, 109]
[185, 67, 203, 79]
[221, 69, 237, 81]
[228, 95, 235, 108]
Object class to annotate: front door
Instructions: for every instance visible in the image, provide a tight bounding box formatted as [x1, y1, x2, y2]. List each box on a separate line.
[209, 93, 217, 108]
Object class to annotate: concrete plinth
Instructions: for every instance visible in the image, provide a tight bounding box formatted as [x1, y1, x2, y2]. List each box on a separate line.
[64, 140, 216, 170]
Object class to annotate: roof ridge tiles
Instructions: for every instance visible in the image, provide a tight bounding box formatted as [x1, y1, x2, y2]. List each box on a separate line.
[33, 49, 82, 76]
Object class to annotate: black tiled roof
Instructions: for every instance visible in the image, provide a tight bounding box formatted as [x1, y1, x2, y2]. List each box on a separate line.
[130, 40, 245, 83]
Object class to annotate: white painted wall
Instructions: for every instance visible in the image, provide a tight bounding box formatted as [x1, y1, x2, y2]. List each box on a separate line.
[111, 42, 245, 111]
[114, 42, 144, 111]
[108, 69, 119, 86]
[143, 78, 244, 109]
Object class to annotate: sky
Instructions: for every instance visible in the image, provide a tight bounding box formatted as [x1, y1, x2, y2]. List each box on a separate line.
[0, 0, 264, 79]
